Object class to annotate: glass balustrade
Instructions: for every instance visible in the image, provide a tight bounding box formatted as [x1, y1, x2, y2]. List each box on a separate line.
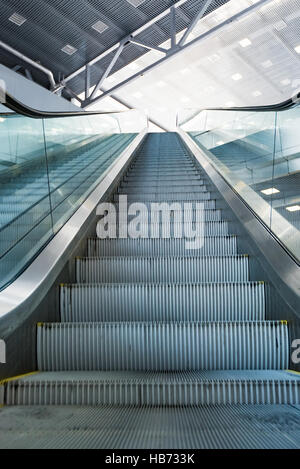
[0, 108, 147, 290]
[178, 104, 300, 261]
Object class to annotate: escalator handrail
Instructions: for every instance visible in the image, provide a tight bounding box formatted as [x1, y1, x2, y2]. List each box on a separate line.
[1, 91, 129, 118]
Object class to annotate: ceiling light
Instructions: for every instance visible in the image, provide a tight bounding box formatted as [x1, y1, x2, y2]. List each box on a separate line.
[180, 68, 191, 75]
[274, 20, 287, 31]
[281, 78, 291, 86]
[92, 20, 108, 34]
[132, 91, 143, 99]
[262, 60, 273, 68]
[216, 141, 224, 146]
[126, 0, 146, 6]
[156, 81, 167, 88]
[9, 12, 26, 26]
[61, 44, 77, 55]
[294, 45, 300, 54]
[232, 73, 243, 81]
[286, 205, 300, 212]
[252, 90, 262, 97]
[0, 117, 5, 123]
[128, 62, 139, 71]
[261, 188, 280, 195]
[239, 38, 252, 48]
[208, 54, 220, 63]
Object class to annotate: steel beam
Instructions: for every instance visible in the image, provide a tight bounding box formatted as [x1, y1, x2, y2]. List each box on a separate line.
[178, 0, 213, 46]
[82, 0, 273, 109]
[53, 0, 190, 93]
[90, 44, 125, 101]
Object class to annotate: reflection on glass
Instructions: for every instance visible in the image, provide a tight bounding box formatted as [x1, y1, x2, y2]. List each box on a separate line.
[178, 106, 300, 260]
[0, 108, 146, 290]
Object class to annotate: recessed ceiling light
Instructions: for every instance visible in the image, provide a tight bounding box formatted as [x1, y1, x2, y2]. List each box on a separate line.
[132, 91, 143, 99]
[286, 205, 300, 212]
[92, 20, 108, 34]
[180, 68, 191, 75]
[232, 73, 243, 81]
[294, 45, 300, 54]
[252, 90, 262, 97]
[208, 54, 220, 63]
[239, 38, 252, 48]
[128, 62, 139, 71]
[9, 12, 26, 26]
[156, 81, 167, 88]
[126, 0, 145, 6]
[262, 60, 273, 68]
[61, 44, 77, 55]
[281, 78, 291, 86]
[274, 20, 287, 31]
[261, 188, 280, 195]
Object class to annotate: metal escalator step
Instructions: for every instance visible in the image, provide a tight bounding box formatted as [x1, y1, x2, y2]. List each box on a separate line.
[112, 200, 216, 210]
[113, 193, 212, 202]
[87, 236, 237, 257]
[4, 371, 300, 406]
[113, 208, 223, 222]
[60, 282, 265, 322]
[118, 184, 206, 193]
[75, 256, 249, 283]
[37, 321, 288, 371]
[100, 221, 229, 238]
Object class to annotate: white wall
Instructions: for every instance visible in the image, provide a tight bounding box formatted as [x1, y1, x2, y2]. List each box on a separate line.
[0, 64, 80, 113]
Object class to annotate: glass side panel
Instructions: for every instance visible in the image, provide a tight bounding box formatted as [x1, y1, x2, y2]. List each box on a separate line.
[0, 108, 146, 290]
[178, 106, 300, 261]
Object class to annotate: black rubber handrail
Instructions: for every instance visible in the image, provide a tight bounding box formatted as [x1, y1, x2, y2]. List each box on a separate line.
[2, 90, 300, 119]
[1, 91, 127, 118]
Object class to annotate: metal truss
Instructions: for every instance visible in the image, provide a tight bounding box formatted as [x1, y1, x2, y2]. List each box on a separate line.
[51, 0, 273, 110]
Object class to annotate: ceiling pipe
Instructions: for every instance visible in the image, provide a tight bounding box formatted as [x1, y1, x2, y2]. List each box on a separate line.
[0, 40, 56, 90]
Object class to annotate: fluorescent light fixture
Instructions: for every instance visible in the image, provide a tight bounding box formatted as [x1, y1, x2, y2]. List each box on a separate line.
[294, 45, 300, 54]
[180, 68, 191, 75]
[132, 91, 143, 99]
[239, 38, 252, 48]
[61, 44, 77, 55]
[156, 81, 167, 88]
[261, 188, 280, 195]
[9, 12, 26, 26]
[92, 20, 108, 34]
[262, 60, 273, 68]
[126, 0, 145, 6]
[208, 54, 220, 63]
[232, 73, 243, 81]
[281, 78, 291, 86]
[181, 96, 191, 103]
[252, 90, 262, 97]
[128, 62, 139, 71]
[274, 20, 287, 31]
[286, 205, 300, 212]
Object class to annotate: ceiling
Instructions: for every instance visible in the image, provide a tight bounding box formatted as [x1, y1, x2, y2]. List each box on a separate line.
[0, 0, 300, 131]
[0, 0, 230, 92]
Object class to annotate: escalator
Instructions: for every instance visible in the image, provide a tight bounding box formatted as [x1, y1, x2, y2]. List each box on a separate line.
[0, 96, 299, 449]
